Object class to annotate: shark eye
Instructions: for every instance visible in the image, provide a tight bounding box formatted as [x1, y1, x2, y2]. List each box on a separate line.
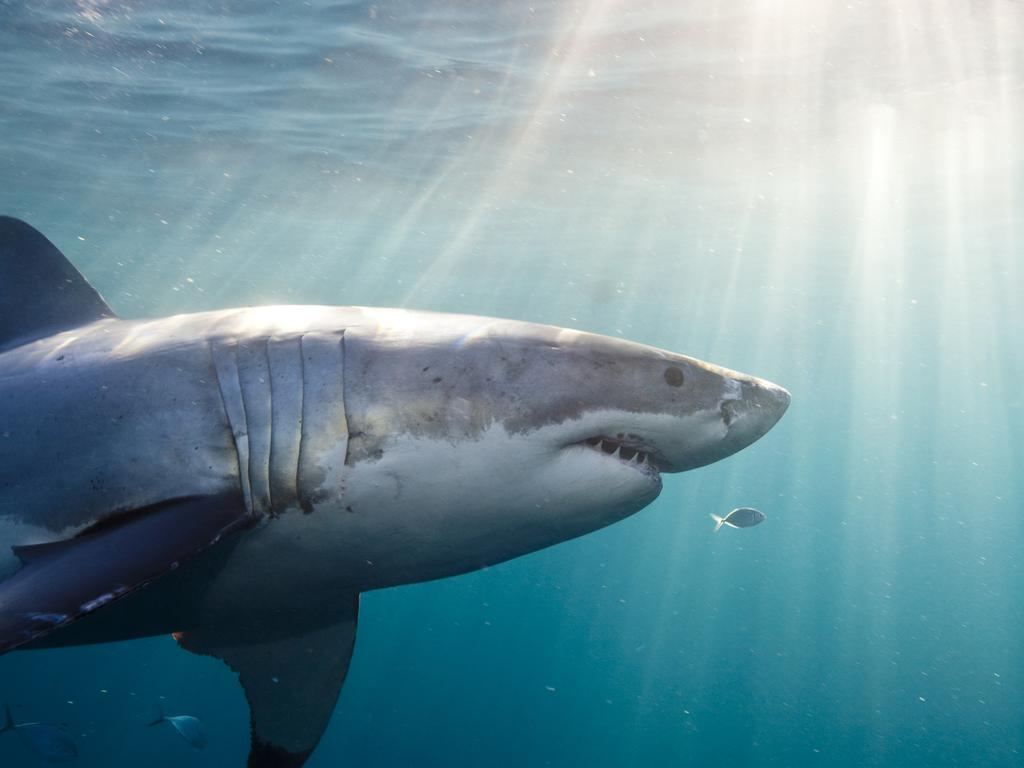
[664, 367, 684, 387]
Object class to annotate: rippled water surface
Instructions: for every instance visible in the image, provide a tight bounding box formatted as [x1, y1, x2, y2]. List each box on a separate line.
[1, 1, 1023, 766]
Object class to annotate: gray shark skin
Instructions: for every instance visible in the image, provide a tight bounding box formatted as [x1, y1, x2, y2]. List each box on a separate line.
[0, 216, 790, 767]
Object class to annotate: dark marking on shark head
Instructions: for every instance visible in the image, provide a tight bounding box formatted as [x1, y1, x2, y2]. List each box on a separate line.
[664, 366, 684, 387]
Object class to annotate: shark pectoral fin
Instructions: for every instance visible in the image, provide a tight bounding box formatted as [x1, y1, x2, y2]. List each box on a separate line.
[176, 597, 359, 768]
[0, 493, 249, 653]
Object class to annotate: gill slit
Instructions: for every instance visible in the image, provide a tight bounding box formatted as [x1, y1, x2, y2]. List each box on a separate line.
[211, 341, 255, 519]
[296, 334, 309, 512]
[293, 337, 305, 511]
[259, 337, 275, 514]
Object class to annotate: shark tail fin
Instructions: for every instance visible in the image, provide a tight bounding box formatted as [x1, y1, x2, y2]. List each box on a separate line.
[710, 513, 726, 532]
[148, 704, 165, 727]
[1, 703, 14, 733]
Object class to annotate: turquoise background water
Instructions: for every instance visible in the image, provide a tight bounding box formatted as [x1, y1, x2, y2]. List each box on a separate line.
[1, 1, 1022, 766]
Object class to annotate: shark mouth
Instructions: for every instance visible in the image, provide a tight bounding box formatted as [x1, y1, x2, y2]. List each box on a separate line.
[581, 436, 659, 476]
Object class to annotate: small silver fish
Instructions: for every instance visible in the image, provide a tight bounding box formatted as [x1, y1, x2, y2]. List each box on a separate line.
[0, 703, 79, 762]
[148, 705, 207, 749]
[711, 507, 765, 532]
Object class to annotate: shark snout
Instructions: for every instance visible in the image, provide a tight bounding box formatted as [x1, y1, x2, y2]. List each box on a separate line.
[719, 377, 790, 456]
[641, 368, 790, 474]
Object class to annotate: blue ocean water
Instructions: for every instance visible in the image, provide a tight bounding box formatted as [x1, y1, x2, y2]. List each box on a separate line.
[1, 1, 1022, 766]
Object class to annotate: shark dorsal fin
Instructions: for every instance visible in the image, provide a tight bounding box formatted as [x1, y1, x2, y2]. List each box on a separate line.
[0, 216, 117, 349]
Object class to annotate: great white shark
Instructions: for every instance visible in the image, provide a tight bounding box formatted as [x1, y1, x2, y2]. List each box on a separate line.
[0, 216, 790, 766]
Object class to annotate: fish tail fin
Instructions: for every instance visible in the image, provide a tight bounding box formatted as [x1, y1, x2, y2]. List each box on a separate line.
[148, 704, 165, 727]
[1, 703, 13, 733]
[710, 513, 725, 532]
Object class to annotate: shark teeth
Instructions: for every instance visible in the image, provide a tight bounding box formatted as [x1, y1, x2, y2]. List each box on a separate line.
[583, 437, 654, 470]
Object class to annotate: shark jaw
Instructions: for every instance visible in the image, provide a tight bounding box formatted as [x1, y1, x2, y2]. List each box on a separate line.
[324, 392, 788, 592]
[578, 436, 661, 478]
